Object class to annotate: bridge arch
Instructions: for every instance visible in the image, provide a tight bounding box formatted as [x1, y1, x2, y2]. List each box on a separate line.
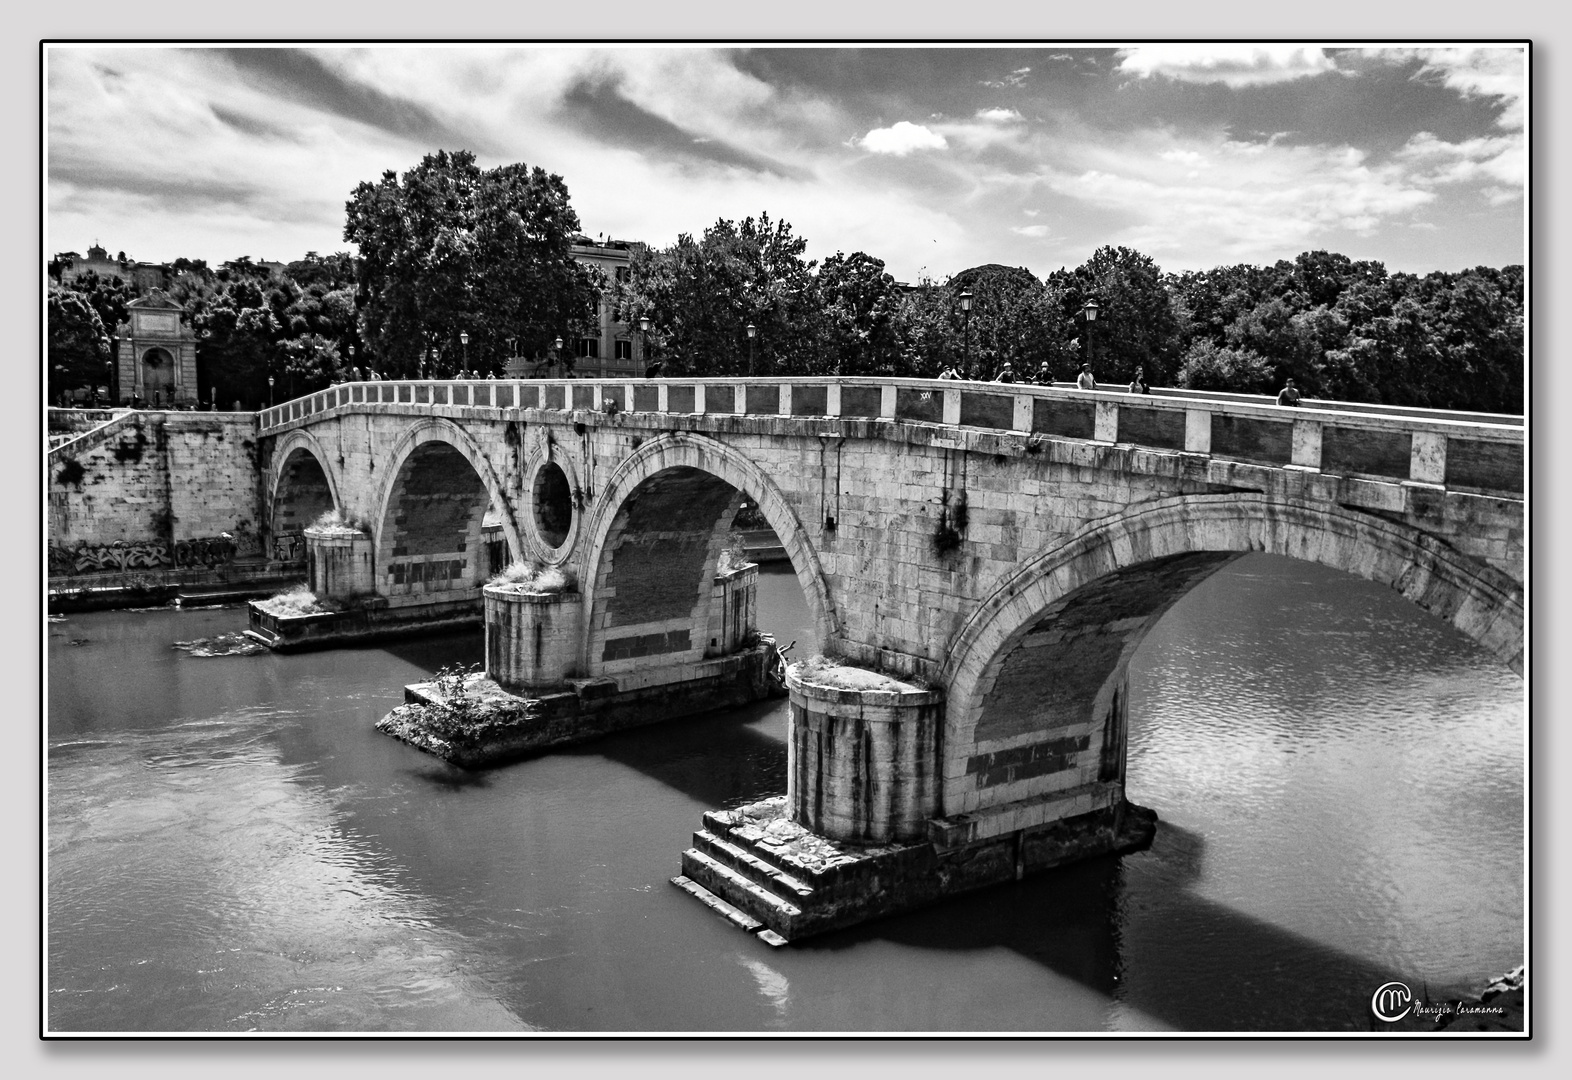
[577, 432, 837, 673]
[940, 493, 1524, 818]
[370, 418, 523, 603]
[267, 428, 342, 561]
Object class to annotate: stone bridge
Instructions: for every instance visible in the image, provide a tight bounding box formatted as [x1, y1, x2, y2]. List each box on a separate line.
[255, 375, 1523, 935]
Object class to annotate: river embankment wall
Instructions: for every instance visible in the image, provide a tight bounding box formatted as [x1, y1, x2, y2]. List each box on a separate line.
[48, 411, 266, 567]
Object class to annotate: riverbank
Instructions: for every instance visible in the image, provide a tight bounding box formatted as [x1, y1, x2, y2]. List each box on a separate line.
[48, 564, 303, 613]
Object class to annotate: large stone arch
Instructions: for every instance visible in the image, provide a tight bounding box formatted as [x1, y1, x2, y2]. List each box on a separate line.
[267, 428, 342, 537]
[940, 492, 1524, 819]
[577, 432, 837, 673]
[370, 418, 523, 603]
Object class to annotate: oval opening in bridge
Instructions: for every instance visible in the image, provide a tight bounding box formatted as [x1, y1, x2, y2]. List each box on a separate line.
[534, 461, 574, 548]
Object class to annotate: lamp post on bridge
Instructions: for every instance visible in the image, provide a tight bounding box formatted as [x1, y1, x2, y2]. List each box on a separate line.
[959, 289, 974, 378]
[554, 336, 565, 377]
[460, 330, 469, 377]
[268, 375, 275, 408]
[638, 317, 650, 374]
[1080, 297, 1099, 374]
[746, 322, 757, 376]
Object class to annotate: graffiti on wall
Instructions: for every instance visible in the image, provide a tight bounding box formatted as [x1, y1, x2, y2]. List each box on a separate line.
[48, 530, 256, 577]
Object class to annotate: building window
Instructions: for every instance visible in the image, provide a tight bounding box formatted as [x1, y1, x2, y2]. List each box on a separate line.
[615, 267, 630, 283]
[575, 338, 599, 359]
[614, 339, 633, 361]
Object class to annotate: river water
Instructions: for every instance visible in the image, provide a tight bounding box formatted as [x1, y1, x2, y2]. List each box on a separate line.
[46, 554, 1524, 1033]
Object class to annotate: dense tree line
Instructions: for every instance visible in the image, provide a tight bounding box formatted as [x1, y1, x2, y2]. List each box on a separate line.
[46, 150, 1524, 416]
[616, 224, 1521, 414]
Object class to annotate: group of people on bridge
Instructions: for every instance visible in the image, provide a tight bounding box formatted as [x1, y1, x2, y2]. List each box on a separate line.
[934, 361, 1304, 407]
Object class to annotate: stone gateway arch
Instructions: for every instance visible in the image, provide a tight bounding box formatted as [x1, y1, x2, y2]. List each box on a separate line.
[257, 375, 1524, 942]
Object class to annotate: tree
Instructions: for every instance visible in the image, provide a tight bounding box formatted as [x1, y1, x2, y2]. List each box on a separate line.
[48, 287, 111, 402]
[814, 251, 904, 375]
[949, 263, 1074, 380]
[1057, 246, 1184, 386]
[613, 213, 819, 376]
[888, 276, 964, 377]
[344, 150, 599, 376]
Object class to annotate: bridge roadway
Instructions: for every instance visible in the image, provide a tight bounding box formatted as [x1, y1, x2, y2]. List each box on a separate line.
[256, 375, 1523, 924]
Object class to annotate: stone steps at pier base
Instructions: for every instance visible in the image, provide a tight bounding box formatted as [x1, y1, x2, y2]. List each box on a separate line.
[679, 849, 805, 925]
[671, 794, 1160, 945]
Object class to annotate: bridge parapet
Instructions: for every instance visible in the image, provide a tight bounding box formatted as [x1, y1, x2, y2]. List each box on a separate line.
[259, 377, 1524, 501]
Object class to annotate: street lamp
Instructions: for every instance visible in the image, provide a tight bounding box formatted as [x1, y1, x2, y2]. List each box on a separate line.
[268, 374, 275, 408]
[959, 289, 974, 378]
[746, 322, 757, 376]
[460, 331, 469, 376]
[346, 344, 355, 382]
[1080, 297, 1099, 373]
[638, 317, 650, 371]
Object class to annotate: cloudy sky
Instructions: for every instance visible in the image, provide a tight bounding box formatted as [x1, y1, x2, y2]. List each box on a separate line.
[44, 43, 1526, 282]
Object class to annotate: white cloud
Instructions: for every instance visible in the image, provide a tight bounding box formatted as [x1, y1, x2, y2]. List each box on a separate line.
[856, 121, 948, 156]
[1369, 46, 1526, 130]
[975, 107, 1023, 124]
[1012, 224, 1050, 238]
[981, 66, 1031, 89]
[1036, 127, 1440, 262]
[1116, 45, 1339, 87]
[1160, 149, 1206, 167]
[1394, 130, 1524, 193]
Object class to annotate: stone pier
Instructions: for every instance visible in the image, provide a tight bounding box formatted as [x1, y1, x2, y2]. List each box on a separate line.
[376, 562, 778, 768]
[674, 656, 1157, 945]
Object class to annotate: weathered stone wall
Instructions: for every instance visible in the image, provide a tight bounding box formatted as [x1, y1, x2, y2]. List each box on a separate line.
[48, 412, 262, 557]
[256, 381, 1525, 835]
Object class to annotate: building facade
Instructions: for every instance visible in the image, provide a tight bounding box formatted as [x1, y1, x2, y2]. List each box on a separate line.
[568, 237, 647, 378]
[116, 290, 199, 406]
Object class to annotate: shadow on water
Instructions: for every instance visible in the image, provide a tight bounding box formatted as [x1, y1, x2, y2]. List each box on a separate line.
[376, 629, 487, 674]
[403, 761, 496, 791]
[793, 819, 1438, 1032]
[559, 697, 789, 811]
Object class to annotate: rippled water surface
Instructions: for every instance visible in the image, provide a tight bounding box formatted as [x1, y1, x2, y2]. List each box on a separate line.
[47, 555, 1523, 1032]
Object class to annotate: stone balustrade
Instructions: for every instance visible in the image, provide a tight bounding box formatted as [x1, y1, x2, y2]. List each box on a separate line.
[259, 377, 1524, 501]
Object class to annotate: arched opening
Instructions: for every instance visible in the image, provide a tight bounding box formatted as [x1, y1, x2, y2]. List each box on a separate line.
[377, 440, 508, 606]
[532, 461, 574, 549]
[584, 462, 823, 676]
[945, 493, 1523, 805]
[578, 433, 836, 675]
[1114, 553, 1523, 1029]
[140, 347, 175, 403]
[937, 494, 1523, 1028]
[270, 447, 335, 565]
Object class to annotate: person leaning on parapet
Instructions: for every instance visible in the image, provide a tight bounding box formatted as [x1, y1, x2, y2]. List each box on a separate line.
[1076, 363, 1097, 391]
[936, 365, 960, 380]
[1128, 367, 1150, 394]
[1034, 361, 1054, 386]
[993, 362, 1017, 383]
[1277, 378, 1302, 407]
